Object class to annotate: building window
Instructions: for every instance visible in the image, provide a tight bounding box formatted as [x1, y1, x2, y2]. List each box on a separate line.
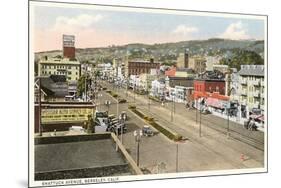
[76, 72, 78, 75]
[68, 66, 71, 69]
[49, 71, 51, 74]
[68, 77, 71, 80]
[42, 71, 44, 74]
[68, 71, 72, 75]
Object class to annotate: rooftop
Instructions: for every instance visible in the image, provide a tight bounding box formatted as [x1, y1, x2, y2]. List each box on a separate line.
[35, 134, 132, 180]
[39, 56, 80, 65]
[37, 75, 68, 97]
[35, 139, 127, 173]
[239, 65, 264, 76]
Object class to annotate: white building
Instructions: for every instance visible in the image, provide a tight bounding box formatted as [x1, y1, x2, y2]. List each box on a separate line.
[238, 65, 265, 117]
[150, 80, 166, 98]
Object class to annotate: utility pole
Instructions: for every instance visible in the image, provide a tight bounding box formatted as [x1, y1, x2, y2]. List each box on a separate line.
[173, 97, 176, 115]
[120, 119, 124, 144]
[38, 78, 42, 136]
[196, 100, 198, 124]
[115, 126, 119, 151]
[147, 80, 150, 111]
[170, 97, 174, 122]
[227, 108, 230, 138]
[126, 77, 128, 97]
[134, 82, 136, 103]
[199, 104, 202, 137]
[134, 130, 142, 166]
[84, 76, 87, 102]
[176, 143, 179, 172]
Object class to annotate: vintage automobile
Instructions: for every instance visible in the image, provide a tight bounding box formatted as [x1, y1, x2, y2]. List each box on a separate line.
[142, 125, 154, 137]
[118, 98, 127, 103]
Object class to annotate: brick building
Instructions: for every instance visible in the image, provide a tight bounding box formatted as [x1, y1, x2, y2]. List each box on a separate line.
[125, 59, 160, 77]
[193, 79, 226, 99]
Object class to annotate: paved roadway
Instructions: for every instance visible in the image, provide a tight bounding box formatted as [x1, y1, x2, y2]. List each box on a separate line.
[94, 81, 264, 173]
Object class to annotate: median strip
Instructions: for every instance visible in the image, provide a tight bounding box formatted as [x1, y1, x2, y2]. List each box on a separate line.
[128, 105, 182, 141]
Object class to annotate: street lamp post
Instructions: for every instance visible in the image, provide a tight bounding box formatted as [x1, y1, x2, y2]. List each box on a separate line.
[120, 118, 126, 144]
[176, 143, 179, 172]
[126, 77, 129, 97]
[199, 103, 202, 137]
[147, 80, 150, 111]
[227, 108, 230, 138]
[84, 76, 87, 102]
[116, 85, 119, 119]
[196, 99, 198, 124]
[134, 130, 143, 166]
[134, 82, 136, 103]
[105, 100, 111, 112]
[38, 78, 42, 136]
[115, 126, 119, 151]
[170, 96, 174, 122]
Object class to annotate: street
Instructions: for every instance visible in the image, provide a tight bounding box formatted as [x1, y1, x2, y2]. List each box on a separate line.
[94, 80, 264, 173]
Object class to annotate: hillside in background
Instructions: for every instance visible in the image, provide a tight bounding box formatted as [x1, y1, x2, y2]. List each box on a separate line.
[35, 38, 264, 70]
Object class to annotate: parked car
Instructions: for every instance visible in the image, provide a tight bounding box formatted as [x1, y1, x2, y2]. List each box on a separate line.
[142, 125, 154, 136]
[201, 108, 211, 115]
[109, 122, 127, 134]
[118, 98, 127, 103]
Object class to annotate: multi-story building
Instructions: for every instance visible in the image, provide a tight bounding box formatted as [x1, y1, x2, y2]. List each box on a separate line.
[38, 56, 81, 81]
[205, 56, 222, 71]
[177, 50, 189, 68]
[189, 56, 207, 73]
[125, 59, 160, 77]
[193, 70, 226, 99]
[139, 73, 158, 91]
[38, 35, 81, 81]
[238, 65, 265, 113]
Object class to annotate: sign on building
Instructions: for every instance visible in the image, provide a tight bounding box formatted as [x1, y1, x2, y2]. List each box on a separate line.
[41, 108, 94, 124]
[63, 34, 75, 47]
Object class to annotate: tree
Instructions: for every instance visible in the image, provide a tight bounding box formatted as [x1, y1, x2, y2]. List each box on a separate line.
[220, 49, 264, 70]
[77, 74, 89, 97]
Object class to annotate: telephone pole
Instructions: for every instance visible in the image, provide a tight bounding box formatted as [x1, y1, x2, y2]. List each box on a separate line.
[38, 78, 42, 136]
[176, 143, 179, 172]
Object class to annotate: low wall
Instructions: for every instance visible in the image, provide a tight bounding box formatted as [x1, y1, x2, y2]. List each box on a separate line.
[35, 133, 111, 145]
[111, 133, 143, 175]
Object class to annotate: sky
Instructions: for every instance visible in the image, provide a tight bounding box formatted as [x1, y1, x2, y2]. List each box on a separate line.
[31, 4, 265, 52]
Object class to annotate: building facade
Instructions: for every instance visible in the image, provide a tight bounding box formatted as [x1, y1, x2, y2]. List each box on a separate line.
[177, 51, 189, 68]
[193, 79, 226, 98]
[189, 56, 207, 73]
[238, 65, 265, 112]
[38, 56, 81, 81]
[38, 35, 81, 81]
[125, 59, 160, 77]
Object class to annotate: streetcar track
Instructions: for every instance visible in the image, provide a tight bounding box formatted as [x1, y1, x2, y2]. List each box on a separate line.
[105, 83, 264, 151]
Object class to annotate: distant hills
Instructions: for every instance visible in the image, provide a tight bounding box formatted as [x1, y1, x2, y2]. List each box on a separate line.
[35, 38, 264, 66]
